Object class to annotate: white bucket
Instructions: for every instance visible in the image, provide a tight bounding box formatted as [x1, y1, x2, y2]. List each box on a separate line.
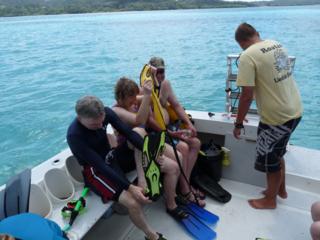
[65, 156, 84, 188]
[28, 184, 52, 218]
[44, 168, 74, 204]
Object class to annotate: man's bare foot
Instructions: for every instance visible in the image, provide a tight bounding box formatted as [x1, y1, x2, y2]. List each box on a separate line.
[261, 189, 288, 199]
[278, 184, 288, 199]
[248, 197, 276, 209]
[278, 190, 288, 199]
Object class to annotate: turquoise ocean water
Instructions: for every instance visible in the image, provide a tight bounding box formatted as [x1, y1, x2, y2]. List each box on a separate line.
[0, 5, 319, 185]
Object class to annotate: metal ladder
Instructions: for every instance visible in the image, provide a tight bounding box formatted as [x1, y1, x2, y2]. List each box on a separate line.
[225, 54, 296, 114]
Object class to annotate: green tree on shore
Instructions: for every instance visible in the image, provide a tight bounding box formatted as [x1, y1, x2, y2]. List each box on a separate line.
[0, 0, 318, 17]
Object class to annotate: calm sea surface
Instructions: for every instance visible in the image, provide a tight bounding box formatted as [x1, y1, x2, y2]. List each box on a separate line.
[0, 5, 319, 184]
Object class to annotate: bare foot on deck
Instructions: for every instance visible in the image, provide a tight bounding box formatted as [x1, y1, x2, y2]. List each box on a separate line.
[248, 197, 276, 209]
[261, 189, 288, 199]
[278, 190, 288, 199]
[278, 183, 288, 199]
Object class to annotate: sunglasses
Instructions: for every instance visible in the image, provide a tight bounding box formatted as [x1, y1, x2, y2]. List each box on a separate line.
[156, 69, 165, 74]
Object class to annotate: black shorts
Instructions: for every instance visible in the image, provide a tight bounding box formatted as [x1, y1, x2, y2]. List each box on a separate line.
[255, 117, 301, 173]
[106, 142, 136, 174]
[146, 124, 180, 146]
[83, 142, 135, 202]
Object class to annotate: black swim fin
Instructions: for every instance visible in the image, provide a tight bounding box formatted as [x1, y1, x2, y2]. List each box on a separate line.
[142, 131, 166, 201]
[193, 174, 231, 203]
[3, 168, 31, 218]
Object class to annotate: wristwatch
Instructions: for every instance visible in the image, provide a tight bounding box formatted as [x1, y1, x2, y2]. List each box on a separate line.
[234, 122, 244, 129]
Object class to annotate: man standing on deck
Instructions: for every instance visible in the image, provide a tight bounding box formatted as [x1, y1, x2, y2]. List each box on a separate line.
[233, 23, 303, 209]
[67, 96, 169, 240]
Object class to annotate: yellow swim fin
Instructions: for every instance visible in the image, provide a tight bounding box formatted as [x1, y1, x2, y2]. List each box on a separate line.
[140, 64, 166, 130]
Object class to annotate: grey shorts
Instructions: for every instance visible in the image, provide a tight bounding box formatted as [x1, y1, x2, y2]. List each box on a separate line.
[255, 117, 301, 173]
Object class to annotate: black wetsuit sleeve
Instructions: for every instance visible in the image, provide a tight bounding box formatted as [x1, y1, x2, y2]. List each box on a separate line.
[105, 107, 143, 150]
[67, 134, 130, 191]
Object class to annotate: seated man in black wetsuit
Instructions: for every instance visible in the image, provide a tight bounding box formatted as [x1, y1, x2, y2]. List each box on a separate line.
[67, 96, 167, 240]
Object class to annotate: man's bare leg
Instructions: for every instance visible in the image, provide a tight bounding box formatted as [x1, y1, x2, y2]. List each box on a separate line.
[157, 155, 180, 210]
[261, 157, 287, 199]
[119, 190, 159, 240]
[177, 139, 205, 206]
[162, 143, 188, 192]
[176, 142, 190, 195]
[130, 127, 147, 189]
[249, 171, 281, 209]
[182, 137, 201, 180]
[134, 150, 147, 190]
[278, 158, 288, 199]
[163, 142, 204, 206]
[184, 137, 205, 199]
[179, 138, 204, 191]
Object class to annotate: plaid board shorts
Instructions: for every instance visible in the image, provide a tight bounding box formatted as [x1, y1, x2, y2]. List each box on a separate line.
[255, 117, 301, 173]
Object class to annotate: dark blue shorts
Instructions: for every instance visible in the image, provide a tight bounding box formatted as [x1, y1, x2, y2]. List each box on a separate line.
[255, 117, 301, 173]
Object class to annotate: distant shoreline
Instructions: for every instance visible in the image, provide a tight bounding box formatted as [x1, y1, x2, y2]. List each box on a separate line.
[0, 1, 319, 18]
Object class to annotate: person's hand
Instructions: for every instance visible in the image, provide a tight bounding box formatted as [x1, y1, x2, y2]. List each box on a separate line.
[149, 65, 160, 85]
[149, 65, 157, 74]
[167, 129, 180, 138]
[233, 127, 241, 139]
[142, 79, 153, 96]
[128, 184, 152, 204]
[187, 123, 197, 137]
[167, 129, 190, 141]
[137, 177, 148, 191]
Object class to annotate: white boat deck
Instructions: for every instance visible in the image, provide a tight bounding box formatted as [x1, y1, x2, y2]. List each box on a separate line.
[82, 111, 320, 240]
[1, 111, 319, 240]
[84, 177, 316, 240]
[286, 144, 320, 180]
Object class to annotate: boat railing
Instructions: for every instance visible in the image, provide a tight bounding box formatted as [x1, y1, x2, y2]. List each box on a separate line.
[225, 54, 296, 114]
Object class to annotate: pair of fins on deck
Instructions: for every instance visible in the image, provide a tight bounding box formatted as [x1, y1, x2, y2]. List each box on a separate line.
[142, 131, 219, 240]
[0, 168, 31, 221]
[0, 169, 66, 239]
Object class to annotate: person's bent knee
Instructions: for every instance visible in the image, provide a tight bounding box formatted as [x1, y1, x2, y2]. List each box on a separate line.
[126, 198, 141, 212]
[171, 147, 183, 164]
[177, 141, 189, 154]
[194, 137, 201, 148]
[169, 160, 180, 175]
[132, 127, 147, 137]
[312, 202, 320, 221]
[127, 127, 146, 149]
[119, 190, 141, 211]
[189, 137, 201, 149]
[163, 158, 180, 175]
[310, 221, 320, 240]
